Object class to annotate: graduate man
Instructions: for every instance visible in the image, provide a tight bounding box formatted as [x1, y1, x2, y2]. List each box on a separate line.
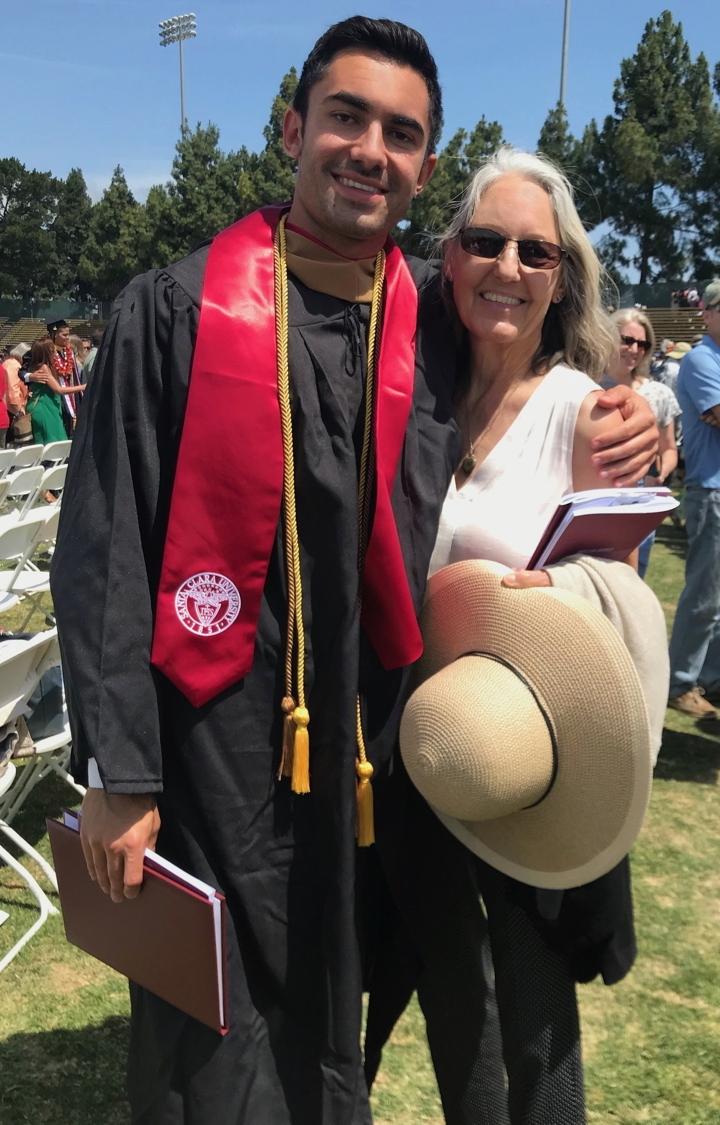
[51, 16, 657, 1125]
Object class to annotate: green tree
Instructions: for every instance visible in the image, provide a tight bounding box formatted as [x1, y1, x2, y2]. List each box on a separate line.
[165, 124, 242, 258]
[0, 158, 60, 300]
[594, 10, 714, 283]
[135, 184, 176, 272]
[538, 102, 576, 169]
[399, 117, 505, 256]
[685, 64, 720, 279]
[53, 167, 93, 298]
[78, 166, 142, 304]
[237, 69, 298, 215]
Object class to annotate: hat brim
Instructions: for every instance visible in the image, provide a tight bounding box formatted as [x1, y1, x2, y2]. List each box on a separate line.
[404, 560, 652, 890]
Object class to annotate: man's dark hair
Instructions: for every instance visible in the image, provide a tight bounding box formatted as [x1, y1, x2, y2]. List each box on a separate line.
[293, 16, 443, 154]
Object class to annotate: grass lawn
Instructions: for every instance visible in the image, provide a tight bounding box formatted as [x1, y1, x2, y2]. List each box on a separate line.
[2, 521, 720, 1123]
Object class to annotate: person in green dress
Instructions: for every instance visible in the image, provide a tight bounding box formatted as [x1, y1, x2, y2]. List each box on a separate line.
[26, 338, 85, 445]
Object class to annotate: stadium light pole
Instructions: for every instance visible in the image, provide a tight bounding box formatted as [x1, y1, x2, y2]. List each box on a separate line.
[159, 13, 197, 135]
[559, 0, 571, 109]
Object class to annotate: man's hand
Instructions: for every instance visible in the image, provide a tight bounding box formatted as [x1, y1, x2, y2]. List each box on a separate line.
[592, 385, 659, 486]
[79, 790, 160, 904]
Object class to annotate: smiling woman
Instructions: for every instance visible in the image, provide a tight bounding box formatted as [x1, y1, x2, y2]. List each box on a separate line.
[416, 145, 666, 1123]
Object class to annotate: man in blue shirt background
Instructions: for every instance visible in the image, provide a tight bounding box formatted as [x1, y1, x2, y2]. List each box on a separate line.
[668, 278, 720, 717]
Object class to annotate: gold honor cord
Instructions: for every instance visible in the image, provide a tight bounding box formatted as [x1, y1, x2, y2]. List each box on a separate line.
[273, 214, 385, 845]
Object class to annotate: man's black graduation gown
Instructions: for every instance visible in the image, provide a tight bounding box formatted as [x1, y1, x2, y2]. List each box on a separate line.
[50, 242, 458, 1125]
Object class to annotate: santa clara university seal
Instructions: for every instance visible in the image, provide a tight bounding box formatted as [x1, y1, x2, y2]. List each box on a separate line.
[175, 572, 241, 636]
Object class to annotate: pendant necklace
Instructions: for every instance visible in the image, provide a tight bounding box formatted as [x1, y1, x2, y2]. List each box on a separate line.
[460, 395, 484, 476]
[460, 444, 477, 476]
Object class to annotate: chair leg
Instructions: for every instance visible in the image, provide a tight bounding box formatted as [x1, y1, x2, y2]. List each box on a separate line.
[0, 758, 44, 827]
[0, 820, 59, 892]
[0, 838, 58, 972]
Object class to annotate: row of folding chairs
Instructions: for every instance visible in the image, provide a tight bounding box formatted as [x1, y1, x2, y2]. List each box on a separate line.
[0, 441, 71, 479]
[0, 507, 60, 627]
[0, 628, 85, 971]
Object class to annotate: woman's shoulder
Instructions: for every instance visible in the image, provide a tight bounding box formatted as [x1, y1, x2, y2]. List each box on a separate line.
[546, 362, 599, 402]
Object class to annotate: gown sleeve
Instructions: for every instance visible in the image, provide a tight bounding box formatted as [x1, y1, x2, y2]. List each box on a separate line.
[50, 257, 203, 793]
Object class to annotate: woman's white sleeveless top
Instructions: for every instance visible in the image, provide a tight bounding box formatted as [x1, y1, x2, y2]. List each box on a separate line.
[429, 364, 598, 575]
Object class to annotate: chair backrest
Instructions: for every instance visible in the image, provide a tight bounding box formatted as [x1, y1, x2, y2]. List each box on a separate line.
[0, 449, 16, 478]
[12, 445, 44, 469]
[5, 466, 44, 502]
[0, 509, 48, 565]
[41, 440, 72, 465]
[39, 463, 67, 495]
[36, 507, 61, 545]
[16, 464, 67, 518]
[0, 630, 59, 726]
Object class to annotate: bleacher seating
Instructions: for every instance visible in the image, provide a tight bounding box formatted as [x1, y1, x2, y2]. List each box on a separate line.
[0, 319, 49, 350]
[0, 318, 103, 351]
[644, 308, 706, 345]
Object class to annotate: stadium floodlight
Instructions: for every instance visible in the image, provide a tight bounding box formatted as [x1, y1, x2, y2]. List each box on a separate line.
[159, 13, 197, 135]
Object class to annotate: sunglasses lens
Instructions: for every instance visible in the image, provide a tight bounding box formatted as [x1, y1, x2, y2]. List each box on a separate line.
[620, 335, 650, 351]
[460, 229, 505, 259]
[460, 229, 563, 269]
[518, 241, 562, 269]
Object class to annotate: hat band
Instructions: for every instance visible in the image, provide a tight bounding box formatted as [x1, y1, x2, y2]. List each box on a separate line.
[463, 651, 559, 809]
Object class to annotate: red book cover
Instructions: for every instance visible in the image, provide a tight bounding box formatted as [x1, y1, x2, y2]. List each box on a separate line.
[527, 488, 678, 570]
[47, 817, 228, 1034]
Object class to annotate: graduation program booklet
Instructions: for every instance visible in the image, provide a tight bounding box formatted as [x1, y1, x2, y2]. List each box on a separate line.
[47, 810, 228, 1034]
[527, 486, 679, 570]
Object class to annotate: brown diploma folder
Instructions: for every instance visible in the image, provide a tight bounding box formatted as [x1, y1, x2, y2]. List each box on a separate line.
[527, 486, 679, 570]
[47, 814, 229, 1034]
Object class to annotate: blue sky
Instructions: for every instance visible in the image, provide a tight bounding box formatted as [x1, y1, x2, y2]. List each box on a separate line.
[5, 1, 719, 202]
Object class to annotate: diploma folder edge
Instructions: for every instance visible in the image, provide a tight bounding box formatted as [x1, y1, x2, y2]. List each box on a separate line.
[527, 487, 679, 570]
[46, 815, 229, 1035]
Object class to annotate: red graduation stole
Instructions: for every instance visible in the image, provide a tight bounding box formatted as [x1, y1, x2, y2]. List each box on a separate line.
[151, 206, 423, 707]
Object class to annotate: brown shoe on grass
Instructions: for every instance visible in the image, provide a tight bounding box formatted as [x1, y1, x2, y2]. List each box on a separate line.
[668, 687, 719, 718]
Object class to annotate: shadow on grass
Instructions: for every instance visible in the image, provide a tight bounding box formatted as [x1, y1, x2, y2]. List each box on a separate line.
[5, 769, 80, 850]
[655, 520, 687, 561]
[0, 1016, 130, 1125]
[655, 726, 720, 784]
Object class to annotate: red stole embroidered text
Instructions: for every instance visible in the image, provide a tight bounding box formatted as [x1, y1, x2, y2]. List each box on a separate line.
[151, 206, 422, 707]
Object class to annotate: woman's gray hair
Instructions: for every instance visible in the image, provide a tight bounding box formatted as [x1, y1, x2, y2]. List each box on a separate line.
[439, 145, 616, 381]
[610, 308, 656, 379]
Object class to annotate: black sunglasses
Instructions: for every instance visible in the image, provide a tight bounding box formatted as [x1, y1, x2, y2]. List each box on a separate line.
[460, 227, 566, 270]
[619, 334, 651, 353]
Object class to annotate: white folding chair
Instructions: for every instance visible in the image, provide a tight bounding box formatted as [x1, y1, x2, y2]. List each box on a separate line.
[2, 466, 44, 513]
[0, 630, 67, 972]
[41, 440, 72, 466]
[16, 464, 67, 519]
[0, 449, 16, 478]
[0, 509, 55, 619]
[11, 444, 43, 469]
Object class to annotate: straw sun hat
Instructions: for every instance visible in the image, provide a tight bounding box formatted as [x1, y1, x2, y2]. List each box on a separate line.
[668, 341, 691, 359]
[400, 560, 653, 890]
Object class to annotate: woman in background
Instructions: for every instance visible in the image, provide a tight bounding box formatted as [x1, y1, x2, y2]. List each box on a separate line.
[26, 339, 85, 445]
[606, 308, 680, 577]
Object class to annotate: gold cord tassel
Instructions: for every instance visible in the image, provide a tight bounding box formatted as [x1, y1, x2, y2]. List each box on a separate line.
[275, 215, 311, 793]
[356, 760, 375, 847]
[277, 695, 296, 780]
[291, 706, 310, 794]
[274, 214, 386, 837]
